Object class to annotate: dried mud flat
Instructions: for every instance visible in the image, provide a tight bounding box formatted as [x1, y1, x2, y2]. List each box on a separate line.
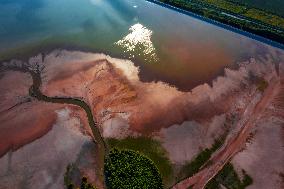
[0, 48, 283, 189]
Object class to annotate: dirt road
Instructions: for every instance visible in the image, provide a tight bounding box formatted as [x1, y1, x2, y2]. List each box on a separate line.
[173, 77, 281, 189]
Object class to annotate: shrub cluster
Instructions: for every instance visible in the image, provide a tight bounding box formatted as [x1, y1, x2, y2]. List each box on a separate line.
[205, 163, 253, 189]
[104, 149, 163, 189]
[106, 137, 173, 183]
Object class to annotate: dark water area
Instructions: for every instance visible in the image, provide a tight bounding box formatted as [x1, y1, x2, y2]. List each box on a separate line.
[0, 0, 282, 91]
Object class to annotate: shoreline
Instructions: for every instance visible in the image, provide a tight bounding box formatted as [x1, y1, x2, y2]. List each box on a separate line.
[0, 45, 228, 92]
[146, 0, 284, 50]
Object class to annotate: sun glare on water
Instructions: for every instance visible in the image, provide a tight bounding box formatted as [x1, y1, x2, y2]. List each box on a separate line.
[115, 23, 158, 62]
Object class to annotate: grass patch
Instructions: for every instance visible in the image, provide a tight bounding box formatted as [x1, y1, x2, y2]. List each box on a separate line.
[179, 148, 213, 179]
[205, 163, 253, 189]
[106, 137, 173, 186]
[64, 164, 98, 189]
[178, 135, 226, 180]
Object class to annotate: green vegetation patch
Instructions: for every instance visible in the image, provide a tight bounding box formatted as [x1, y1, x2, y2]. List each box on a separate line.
[104, 149, 163, 189]
[64, 164, 76, 188]
[64, 164, 98, 189]
[201, 0, 284, 28]
[66, 177, 97, 189]
[205, 163, 253, 189]
[229, 0, 284, 17]
[79, 177, 97, 189]
[106, 137, 173, 183]
[256, 78, 268, 92]
[158, 0, 284, 44]
[161, 0, 284, 29]
[178, 135, 225, 180]
[179, 148, 213, 179]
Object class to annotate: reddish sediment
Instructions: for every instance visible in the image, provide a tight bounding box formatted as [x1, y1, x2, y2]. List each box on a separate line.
[42, 57, 237, 134]
[0, 70, 93, 157]
[0, 71, 64, 157]
[0, 102, 62, 157]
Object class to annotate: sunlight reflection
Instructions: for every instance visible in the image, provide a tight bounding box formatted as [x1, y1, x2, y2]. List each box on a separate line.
[115, 23, 158, 62]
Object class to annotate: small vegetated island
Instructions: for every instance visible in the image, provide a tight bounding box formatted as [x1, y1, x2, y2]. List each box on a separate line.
[156, 0, 284, 45]
[104, 149, 163, 189]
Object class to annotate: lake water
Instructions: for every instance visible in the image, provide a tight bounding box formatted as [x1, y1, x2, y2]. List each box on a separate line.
[0, 0, 281, 90]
